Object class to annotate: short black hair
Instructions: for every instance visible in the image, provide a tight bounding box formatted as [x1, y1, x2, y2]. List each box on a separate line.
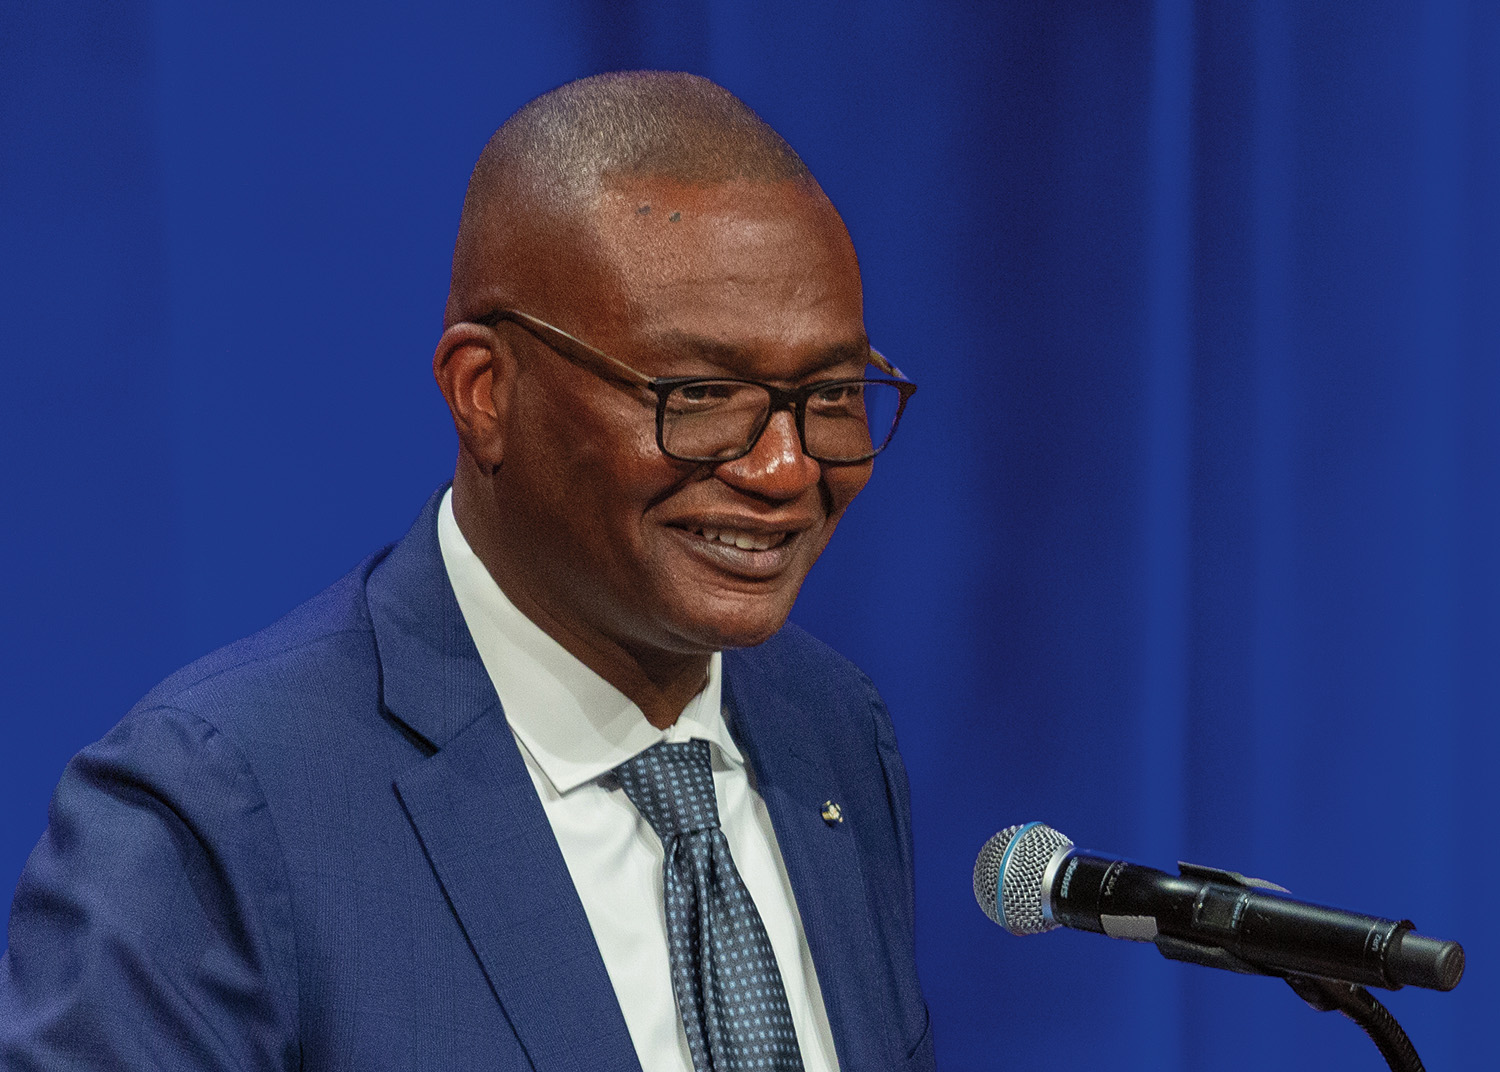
[470, 70, 808, 203]
[446, 72, 821, 325]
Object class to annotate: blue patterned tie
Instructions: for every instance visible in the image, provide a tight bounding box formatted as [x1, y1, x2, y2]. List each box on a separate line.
[615, 739, 805, 1072]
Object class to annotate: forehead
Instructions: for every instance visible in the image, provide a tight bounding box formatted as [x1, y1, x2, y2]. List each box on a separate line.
[570, 176, 866, 363]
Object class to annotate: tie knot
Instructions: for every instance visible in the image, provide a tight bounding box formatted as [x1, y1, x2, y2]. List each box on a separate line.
[615, 739, 721, 841]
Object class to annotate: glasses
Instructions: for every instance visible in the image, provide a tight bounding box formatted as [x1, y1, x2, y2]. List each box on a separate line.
[476, 308, 917, 465]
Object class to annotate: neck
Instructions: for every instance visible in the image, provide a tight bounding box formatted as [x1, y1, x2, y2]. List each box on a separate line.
[452, 463, 712, 729]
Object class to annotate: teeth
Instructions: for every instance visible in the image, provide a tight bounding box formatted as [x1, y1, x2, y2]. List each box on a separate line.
[697, 528, 779, 551]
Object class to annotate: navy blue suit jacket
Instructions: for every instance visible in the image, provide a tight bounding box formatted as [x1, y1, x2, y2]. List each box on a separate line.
[1, 492, 932, 1071]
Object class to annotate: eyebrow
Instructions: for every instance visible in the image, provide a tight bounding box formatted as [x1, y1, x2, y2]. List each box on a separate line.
[647, 332, 873, 378]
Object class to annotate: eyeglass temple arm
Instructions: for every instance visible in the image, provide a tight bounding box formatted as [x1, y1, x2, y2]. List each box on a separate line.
[485, 309, 656, 386]
[868, 349, 906, 379]
[488, 307, 908, 383]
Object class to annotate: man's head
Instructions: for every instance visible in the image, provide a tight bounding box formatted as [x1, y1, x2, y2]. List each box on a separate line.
[434, 72, 879, 698]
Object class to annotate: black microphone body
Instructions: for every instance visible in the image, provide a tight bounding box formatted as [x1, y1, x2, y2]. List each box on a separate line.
[974, 823, 1464, 992]
[1053, 851, 1454, 990]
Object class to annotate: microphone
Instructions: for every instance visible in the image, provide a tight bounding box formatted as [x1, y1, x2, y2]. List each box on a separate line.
[973, 822, 1464, 992]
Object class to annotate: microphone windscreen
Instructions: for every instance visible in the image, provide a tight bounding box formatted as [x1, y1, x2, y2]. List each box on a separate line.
[973, 822, 1073, 934]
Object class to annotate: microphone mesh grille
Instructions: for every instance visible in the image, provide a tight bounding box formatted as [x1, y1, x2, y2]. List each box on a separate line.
[972, 827, 1017, 925]
[972, 822, 1073, 935]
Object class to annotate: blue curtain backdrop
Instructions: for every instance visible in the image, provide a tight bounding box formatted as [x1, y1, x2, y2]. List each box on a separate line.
[3, 2, 1496, 1069]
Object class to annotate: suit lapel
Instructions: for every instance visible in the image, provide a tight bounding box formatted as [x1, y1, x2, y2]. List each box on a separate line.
[394, 713, 640, 1072]
[369, 491, 640, 1072]
[722, 661, 896, 1071]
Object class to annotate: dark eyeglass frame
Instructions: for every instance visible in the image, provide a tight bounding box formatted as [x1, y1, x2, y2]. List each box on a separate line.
[474, 308, 918, 465]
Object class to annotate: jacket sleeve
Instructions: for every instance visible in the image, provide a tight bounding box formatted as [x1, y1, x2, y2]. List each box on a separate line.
[0, 705, 300, 1071]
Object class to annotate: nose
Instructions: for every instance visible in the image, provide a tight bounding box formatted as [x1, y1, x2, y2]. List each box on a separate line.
[714, 409, 822, 500]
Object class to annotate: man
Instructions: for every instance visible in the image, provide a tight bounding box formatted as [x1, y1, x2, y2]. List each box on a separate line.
[0, 72, 931, 1071]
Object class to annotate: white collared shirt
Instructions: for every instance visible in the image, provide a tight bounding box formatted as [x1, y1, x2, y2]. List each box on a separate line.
[437, 490, 839, 1072]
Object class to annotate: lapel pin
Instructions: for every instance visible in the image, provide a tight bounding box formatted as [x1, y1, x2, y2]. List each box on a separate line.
[820, 800, 843, 826]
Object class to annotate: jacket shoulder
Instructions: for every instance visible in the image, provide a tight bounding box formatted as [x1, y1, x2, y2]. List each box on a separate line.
[131, 546, 393, 740]
[727, 622, 871, 696]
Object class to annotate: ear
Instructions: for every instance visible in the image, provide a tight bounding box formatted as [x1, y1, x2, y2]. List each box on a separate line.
[433, 322, 517, 472]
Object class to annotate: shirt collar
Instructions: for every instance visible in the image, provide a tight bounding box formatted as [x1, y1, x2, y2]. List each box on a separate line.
[436, 488, 742, 795]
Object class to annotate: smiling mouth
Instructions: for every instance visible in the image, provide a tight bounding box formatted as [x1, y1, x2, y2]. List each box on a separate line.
[689, 526, 791, 552]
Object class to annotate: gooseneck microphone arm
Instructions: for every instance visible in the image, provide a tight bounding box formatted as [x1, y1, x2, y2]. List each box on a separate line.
[1284, 975, 1426, 1072]
[974, 823, 1465, 1072]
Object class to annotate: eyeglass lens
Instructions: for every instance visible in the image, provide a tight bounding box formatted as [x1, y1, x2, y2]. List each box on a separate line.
[660, 381, 906, 462]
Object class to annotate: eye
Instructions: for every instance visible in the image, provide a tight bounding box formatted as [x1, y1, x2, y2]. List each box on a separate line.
[665, 381, 745, 414]
[807, 381, 867, 414]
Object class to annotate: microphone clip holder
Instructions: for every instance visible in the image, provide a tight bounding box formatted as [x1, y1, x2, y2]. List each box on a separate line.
[1151, 864, 1427, 1072]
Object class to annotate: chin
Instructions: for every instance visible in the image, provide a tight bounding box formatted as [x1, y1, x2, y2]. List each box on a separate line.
[671, 591, 800, 652]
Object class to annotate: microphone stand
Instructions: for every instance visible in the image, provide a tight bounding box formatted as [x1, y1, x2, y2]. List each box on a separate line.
[1284, 974, 1425, 1072]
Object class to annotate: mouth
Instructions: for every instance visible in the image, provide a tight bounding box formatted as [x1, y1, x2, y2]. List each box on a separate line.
[689, 525, 791, 552]
[666, 518, 813, 579]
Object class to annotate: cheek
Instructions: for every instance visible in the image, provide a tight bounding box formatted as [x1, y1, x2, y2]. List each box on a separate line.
[821, 463, 873, 521]
[518, 393, 679, 548]
[567, 415, 676, 521]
